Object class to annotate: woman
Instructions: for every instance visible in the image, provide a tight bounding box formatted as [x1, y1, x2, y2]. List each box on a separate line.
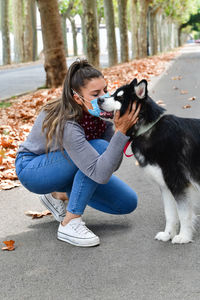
[15, 59, 140, 247]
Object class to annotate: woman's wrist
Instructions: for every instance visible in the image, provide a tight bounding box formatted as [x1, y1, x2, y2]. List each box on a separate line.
[115, 128, 127, 135]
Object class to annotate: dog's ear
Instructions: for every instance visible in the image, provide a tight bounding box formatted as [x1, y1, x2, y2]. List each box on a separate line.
[135, 80, 147, 99]
[130, 78, 137, 86]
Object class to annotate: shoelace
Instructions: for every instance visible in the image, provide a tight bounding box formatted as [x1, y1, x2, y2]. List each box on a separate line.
[53, 200, 66, 214]
[71, 221, 91, 235]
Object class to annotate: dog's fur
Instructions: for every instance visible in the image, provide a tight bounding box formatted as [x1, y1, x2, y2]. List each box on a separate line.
[98, 78, 200, 244]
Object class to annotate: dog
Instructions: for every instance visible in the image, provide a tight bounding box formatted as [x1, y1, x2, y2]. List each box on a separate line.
[98, 78, 200, 244]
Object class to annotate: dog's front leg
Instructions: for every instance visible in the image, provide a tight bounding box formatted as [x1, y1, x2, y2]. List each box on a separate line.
[155, 186, 179, 242]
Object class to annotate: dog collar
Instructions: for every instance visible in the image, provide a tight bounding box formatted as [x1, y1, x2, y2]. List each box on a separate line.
[123, 115, 163, 158]
[135, 115, 162, 137]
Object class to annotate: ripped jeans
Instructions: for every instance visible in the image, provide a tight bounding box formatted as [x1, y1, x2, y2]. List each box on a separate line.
[15, 139, 138, 215]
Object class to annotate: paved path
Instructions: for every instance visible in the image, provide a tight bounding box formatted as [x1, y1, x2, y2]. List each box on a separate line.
[0, 55, 109, 101]
[0, 44, 200, 300]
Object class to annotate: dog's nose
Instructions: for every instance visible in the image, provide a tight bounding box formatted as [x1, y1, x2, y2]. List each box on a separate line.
[97, 97, 104, 105]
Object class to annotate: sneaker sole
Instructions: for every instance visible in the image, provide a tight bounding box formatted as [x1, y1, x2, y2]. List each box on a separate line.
[57, 232, 100, 247]
[40, 195, 65, 222]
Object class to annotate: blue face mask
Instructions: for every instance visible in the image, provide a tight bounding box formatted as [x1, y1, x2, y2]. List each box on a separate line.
[88, 92, 110, 117]
[72, 90, 110, 117]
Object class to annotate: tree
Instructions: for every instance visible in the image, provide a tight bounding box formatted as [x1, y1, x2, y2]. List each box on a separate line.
[82, 0, 99, 67]
[59, 0, 74, 56]
[13, 0, 24, 63]
[37, 0, 67, 87]
[1, 0, 11, 64]
[24, 0, 37, 62]
[117, 0, 129, 63]
[103, 0, 118, 66]
[130, 0, 139, 59]
[138, 0, 150, 58]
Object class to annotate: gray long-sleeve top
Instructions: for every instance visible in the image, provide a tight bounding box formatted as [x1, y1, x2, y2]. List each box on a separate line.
[18, 110, 129, 184]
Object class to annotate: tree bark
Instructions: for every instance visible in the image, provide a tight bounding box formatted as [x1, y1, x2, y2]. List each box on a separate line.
[138, 0, 149, 58]
[1, 0, 11, 64]
[37, 0, 67, 87]
[13, 0, 24, 63]
[68, 16, 78, 56]
[82, 0, 99, 68]
[80, 14, 87, 55]
[24, 0, 33, 62]
[61, 15, 68, 56]
[130, 0, 139, 59]
[103, 0, 118, 66]
[31, 0, 37, 61]
[149, 7, 159, 56]
[117, 0, 129, 63]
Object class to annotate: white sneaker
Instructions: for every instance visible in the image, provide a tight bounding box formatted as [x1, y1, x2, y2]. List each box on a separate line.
[57, 217, 100, 247]
[40, 193, 66, 222]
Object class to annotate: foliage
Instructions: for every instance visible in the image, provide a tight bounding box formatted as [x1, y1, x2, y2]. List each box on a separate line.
[152, 0, 200, 24]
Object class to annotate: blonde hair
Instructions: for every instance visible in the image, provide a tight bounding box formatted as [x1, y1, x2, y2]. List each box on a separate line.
[42, 59, 103, 152]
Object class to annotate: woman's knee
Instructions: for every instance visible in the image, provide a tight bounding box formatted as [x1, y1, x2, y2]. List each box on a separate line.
[123, 193, 138, 214]
[89, 139, 109, 155]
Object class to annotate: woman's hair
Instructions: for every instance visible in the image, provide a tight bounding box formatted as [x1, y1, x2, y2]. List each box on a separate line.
[42, 59, 103, 152]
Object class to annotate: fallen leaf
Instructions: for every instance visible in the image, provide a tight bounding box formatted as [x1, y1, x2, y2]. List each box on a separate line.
[2, 240, 15, 251]
[188, 96, 196, 101]
[171, 76, 182, 80]
[156, 100, 166, 106]
[25, 210, 52, 219]
[182, 104, 191, 109]
[180, 90, 188, 95]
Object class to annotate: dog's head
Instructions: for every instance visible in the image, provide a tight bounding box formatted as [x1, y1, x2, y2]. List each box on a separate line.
[98, 78, 165, 132]
[98, 78, 147, 117]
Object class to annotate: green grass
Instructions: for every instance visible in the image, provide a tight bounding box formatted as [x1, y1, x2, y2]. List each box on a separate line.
[0, 101, 12, 108]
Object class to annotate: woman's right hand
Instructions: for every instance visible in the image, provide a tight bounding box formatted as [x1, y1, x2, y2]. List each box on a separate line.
[114, 101, 141, 135]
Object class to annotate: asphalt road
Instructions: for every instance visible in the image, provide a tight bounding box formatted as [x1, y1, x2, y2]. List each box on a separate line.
[0, 55, 110, 101]
[0, 44, 200, 300]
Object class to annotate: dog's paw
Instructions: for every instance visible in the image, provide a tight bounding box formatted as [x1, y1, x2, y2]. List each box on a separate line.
[171, 234, 193, 244]
[155, 231, 171, 242]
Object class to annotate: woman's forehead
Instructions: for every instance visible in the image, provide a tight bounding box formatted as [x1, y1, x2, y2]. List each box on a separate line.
[84, 77, 106, 91]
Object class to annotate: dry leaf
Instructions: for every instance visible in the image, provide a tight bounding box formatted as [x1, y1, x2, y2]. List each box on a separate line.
[2, 240, 15, 251]
[25, 210, 52, 219]
[156, 100, 166, 106]
[180, 90, 188, 95]
[171, 76, 182, 80]
[188, 96, 196, 101]
[182, 104, 191, 109]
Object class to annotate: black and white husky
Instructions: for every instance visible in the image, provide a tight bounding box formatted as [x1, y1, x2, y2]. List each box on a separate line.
[98, 78, 200, 244]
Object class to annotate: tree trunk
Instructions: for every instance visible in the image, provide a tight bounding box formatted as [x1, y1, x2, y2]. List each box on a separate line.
[82, 0, 99, 67]
[13, 0, 24, 63]
[69, 17, 78, 56]
[37, 0, 67, 87]
[138, 0, 149, 58]
[149, 7, 159, 56]
[1, 0, 11, 64]
[130, 0, 139, 59]
[117, 0, 129, 63]
[24, 0, 33, 62]
[31, 0, 37, 61]
[80, 14, 87, 55]
[61, 15, 68, 56]
[103, 0, 118, 66]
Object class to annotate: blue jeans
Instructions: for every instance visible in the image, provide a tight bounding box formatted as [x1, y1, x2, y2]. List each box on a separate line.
[15, 139, 137, 215]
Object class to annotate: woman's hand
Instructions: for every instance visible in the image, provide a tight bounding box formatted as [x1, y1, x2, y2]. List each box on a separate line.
[114, 101, 141, 135]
